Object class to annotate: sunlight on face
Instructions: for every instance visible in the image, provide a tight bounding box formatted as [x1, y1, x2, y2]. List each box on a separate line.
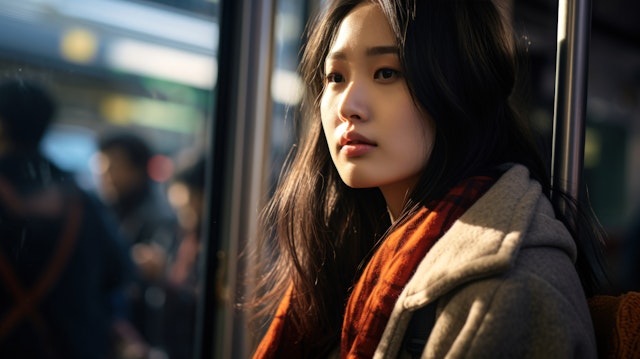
[320, 2, 435, 218]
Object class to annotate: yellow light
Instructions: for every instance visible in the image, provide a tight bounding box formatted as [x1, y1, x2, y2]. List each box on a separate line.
[99, 94, 203, 133]
[60, 27, 99, 64]
[100, 95, 132, 125]
[584, 127, 601, 169]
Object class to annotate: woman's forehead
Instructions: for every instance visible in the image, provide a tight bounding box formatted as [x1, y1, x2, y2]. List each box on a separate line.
[328, 3, 396, 55]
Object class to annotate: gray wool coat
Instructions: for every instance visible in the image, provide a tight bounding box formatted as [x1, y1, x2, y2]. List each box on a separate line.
[368, 164, 598, 358]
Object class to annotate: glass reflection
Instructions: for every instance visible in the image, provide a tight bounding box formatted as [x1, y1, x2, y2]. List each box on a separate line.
[0, 0, 218, 358]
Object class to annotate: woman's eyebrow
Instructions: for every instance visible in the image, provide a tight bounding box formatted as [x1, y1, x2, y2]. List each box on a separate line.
[326, 45, 398, 60]
[365, 45, 398, 56]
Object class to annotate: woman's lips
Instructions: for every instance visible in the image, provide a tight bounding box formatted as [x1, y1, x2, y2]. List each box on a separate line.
[341, 143, 376, 157]
[339, 132, 377, 157]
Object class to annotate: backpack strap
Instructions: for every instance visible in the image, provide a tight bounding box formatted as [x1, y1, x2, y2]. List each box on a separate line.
[403, 301, 437, 358]
[0, 176, 83, 346]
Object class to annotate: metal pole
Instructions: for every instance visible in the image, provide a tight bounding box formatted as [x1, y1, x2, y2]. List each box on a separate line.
[196, 0, 276, 358]
[551, 0, 592, 213]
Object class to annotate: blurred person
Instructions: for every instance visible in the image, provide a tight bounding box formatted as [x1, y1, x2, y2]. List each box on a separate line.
[0, 77, 130, 358]
[163, 152, 207, 359]
[95, 131, 178, 353]
[166, 152, 206, 292]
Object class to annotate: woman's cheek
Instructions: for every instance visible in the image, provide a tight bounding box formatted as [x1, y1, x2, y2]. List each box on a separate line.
[320, 96, 334, 128]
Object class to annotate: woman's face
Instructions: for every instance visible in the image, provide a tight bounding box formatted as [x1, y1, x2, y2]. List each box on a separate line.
[320, 2, 435, 218]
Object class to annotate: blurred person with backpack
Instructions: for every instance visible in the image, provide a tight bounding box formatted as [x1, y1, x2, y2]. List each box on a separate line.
[0, 77, 131, 358]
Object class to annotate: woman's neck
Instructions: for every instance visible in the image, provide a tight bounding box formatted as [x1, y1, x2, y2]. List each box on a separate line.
[379, 174, 420, 223]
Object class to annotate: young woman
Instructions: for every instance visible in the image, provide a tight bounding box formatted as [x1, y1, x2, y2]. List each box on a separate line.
[249, 0, 606, 357]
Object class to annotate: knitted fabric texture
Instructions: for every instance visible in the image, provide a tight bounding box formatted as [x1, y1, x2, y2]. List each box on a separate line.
[588, 291, 640, 359]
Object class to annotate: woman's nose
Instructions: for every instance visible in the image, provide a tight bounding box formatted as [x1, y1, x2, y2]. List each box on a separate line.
[338, 80, 369, 122]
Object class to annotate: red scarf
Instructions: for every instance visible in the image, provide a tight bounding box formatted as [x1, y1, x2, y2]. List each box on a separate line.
[254, 175, 496, 358]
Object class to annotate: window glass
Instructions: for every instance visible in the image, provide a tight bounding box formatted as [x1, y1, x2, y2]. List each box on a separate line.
[0, 0, 219, 358]
[512, 0, 640, 291]
[268, 0, 306, 186]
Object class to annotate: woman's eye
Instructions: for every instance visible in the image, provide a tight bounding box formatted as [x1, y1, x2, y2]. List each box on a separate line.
[374, 68, 400, 82]
[326, 73, 344, 83]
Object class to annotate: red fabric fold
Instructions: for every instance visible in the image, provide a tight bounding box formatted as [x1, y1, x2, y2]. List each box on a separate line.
[253, 285, 301, 358]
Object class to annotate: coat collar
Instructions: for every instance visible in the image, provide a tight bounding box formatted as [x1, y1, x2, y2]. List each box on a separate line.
[400, 164, 576, 310]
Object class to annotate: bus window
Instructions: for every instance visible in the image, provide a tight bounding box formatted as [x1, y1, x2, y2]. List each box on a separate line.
[0, 1, 219, 358]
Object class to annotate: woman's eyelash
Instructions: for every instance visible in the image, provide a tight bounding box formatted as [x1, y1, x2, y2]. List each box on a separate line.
[326, 73, 344, 83]
[325, 68, 400, 83]
[374, 68, 400, 80]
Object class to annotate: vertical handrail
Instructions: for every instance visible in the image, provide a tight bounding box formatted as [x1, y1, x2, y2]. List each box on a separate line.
[196, 0, 276, 358]
[194, 0, 239, 358]
[551, 0, 592, 213]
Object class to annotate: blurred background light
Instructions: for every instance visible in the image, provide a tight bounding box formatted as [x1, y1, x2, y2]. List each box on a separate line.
[147, 154, 174, 183]
[106, 39, 217, 89]
[60, 27, 99, 64]
[100, 94, 204, 134]
[271, 69, 303, 105]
